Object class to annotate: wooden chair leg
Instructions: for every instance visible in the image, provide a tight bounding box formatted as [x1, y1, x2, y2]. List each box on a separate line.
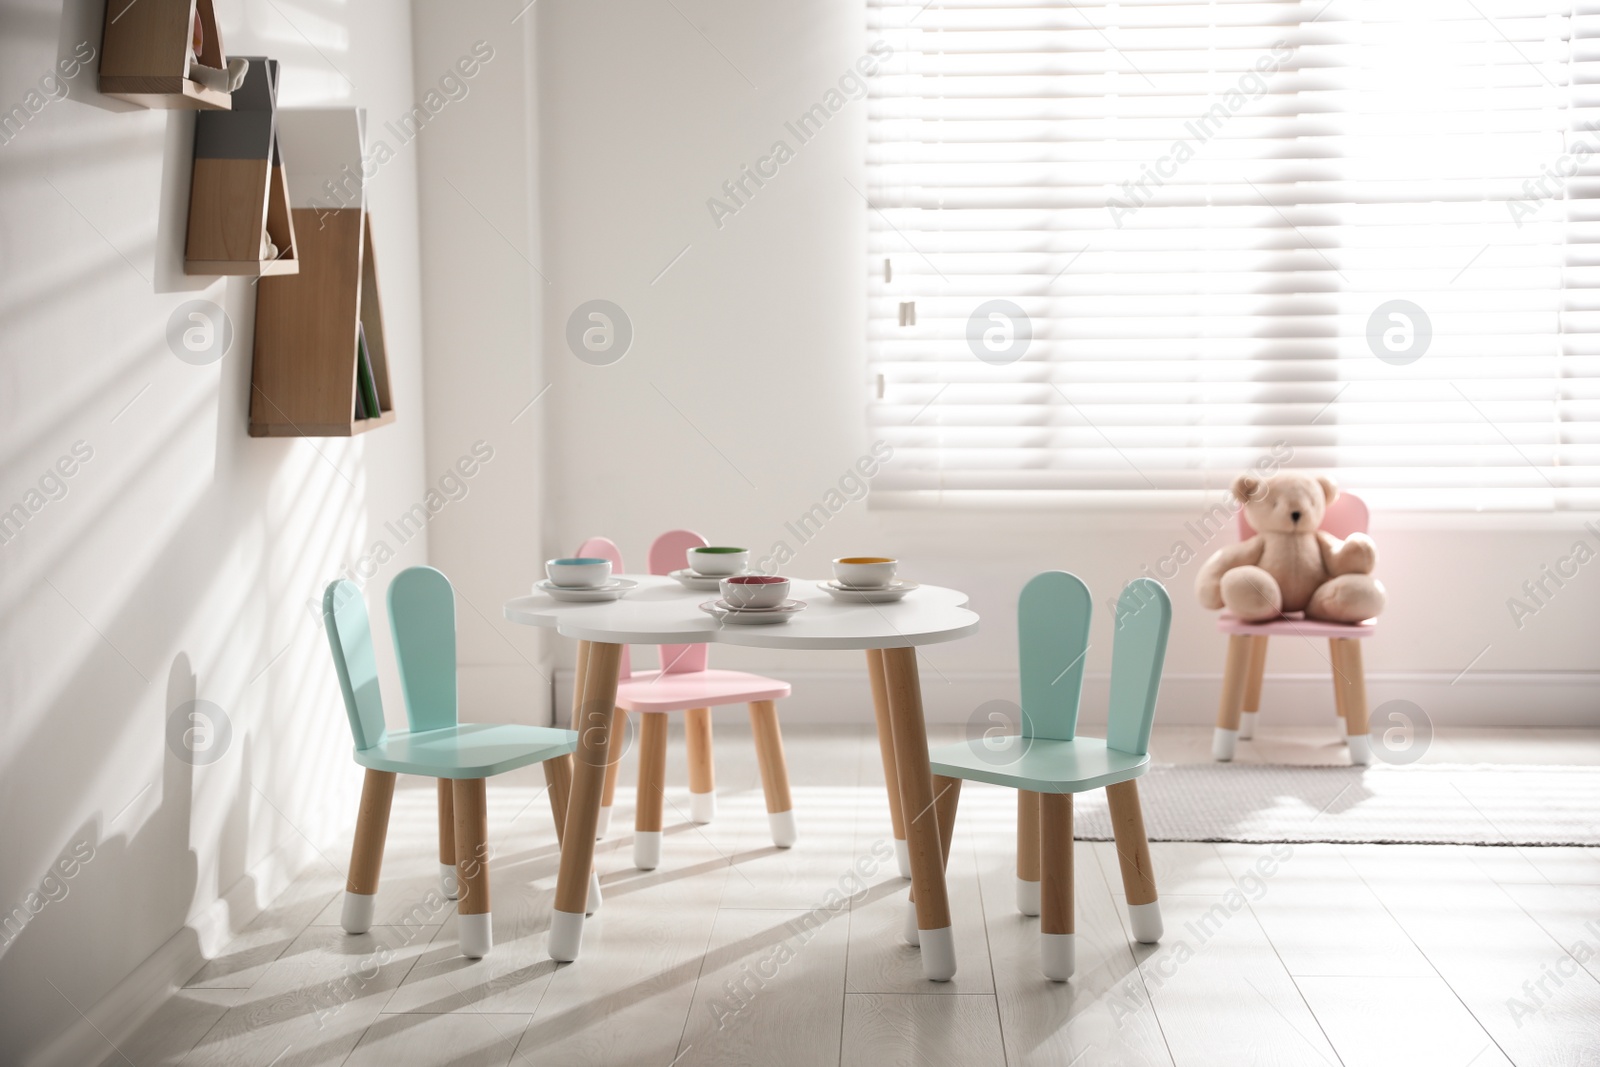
[544, 755, 572, 847]
[342, 769, 396, 933]
[453, 777, 492, 958]
[866, 648, 910, 878]
[749, 700, 796, 847]
[1106, 779, 1162, 943]
[685, 706, 716, 824]
[552, 640, 624, 961]
[1213, 634, 1253, 761]
[598, 708, 624, 837]
[1328, 638, 1348, 721]
[1239, 635, 1269, 740]
[634, 711, 669, 869]
[1039, 791, 1075, 980]
[905, 775, 961, 944]
[437, 778, 458, 900]
[881, 645, 956, 981]
[1333, 638, 1372, 765]
[1017, 790, 1041, 916]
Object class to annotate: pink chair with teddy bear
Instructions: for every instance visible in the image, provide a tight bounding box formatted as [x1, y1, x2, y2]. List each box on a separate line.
[1195, 471, 1386, 765]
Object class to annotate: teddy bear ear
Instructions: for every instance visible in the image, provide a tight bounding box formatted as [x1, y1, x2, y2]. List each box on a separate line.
[1231, 473, 1262, 503]
[1318, 475, 1339, 504]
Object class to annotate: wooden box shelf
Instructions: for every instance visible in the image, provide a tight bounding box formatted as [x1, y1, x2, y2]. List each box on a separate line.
[249, 108, 393, 438]
[185, 57, 297, 276]
[100, 0, 233, 110]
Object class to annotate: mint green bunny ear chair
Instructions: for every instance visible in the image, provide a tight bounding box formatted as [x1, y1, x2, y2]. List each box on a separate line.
[928, 572, 1172, 981]
[322, 569, 587, 960]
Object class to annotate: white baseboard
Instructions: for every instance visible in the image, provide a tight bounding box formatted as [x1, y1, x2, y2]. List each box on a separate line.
[555, 668, 1600, 728]
[34, 836, 321, 1067]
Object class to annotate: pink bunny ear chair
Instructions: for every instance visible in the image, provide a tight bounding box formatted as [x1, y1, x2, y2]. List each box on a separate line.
[572, 530, 797, 869]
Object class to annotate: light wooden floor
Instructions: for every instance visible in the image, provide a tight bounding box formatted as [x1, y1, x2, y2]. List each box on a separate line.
[109, 725, 1600, 1067]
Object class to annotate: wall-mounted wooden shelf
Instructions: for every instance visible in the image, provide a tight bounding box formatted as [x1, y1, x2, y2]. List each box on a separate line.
[185, 57, 297, 276]
[100, 0, 233, 110]
[250, 109, 394, 438]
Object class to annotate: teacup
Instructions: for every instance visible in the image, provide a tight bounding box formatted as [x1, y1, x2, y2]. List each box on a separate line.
[545, 557, 612, 588]
[688, 546, 749, 577]
[720, 575, 790, 609]
[832, 556, 897, 588]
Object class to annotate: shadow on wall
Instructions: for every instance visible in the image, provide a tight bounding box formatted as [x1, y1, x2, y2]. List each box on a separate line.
[0, 657, 207, 1063]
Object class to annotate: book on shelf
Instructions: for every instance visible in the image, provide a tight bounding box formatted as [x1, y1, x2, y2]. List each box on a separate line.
[355, 322, 381, 419]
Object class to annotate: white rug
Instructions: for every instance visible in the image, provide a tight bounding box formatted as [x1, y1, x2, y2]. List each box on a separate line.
[1067, 764, 1600, 846]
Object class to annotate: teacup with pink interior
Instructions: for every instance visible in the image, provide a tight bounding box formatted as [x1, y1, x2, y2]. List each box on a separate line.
[719, 575, 790, 609]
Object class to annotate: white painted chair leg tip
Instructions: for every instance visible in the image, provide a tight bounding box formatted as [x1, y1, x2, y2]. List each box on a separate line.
[439, 863, 459, 900]
[902, 901, 920, 947]
[1212, 727, 1239, 761]
[894, 839, 912, 880]
[1346, 732, 1372, 765]
[690, 791, 717, 824]
[595, 806, 612, 839]
[633, 830, 663, 870]
[341, 892, 376, 934]
[548, 909, 584, 962]
[1041, 932, 1076, 981]
[1128, 901, 1163, 944]
[586, 870, 602, 916]
[768, 810, 798, 848]
[458, 912, 492, 958]
[920, 926, 957, 981]
[1238, 711, 1258, 741]
[1016, 878, 1041, 917]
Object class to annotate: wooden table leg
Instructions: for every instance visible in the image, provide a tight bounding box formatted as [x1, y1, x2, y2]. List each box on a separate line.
[880, 645, 957, 981]
[550, 640, 623, 961]
[1017, 790, 1041, 916]
[542, 753, 598, 913]
[865, 648, 910, 878]
[453, 777, 491, 958]
[1213, 634, 1252, 761]
[437, 778, 458, 900]
[598, 709, 624, 838]
[1240, 635, 1269, 740]
[905, 775, 961, 945]
[571, 640, 617, 840]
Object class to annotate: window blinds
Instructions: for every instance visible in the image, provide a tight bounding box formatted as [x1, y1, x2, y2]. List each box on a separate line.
[866, 0, 1600, 510]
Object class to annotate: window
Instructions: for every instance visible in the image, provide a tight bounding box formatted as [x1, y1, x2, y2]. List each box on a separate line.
[866, 0, 1600, 510]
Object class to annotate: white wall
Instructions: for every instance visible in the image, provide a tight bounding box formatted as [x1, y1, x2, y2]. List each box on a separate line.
[527, 1, 1599, 728]
[409, 3, 550, 726]
[0, 1, 429, 1062]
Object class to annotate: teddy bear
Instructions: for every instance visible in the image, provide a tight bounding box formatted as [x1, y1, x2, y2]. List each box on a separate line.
[1196, 471, 1385, 623]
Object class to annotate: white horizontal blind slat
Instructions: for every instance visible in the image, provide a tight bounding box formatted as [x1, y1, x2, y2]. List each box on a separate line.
[866, 0, 1600, 509]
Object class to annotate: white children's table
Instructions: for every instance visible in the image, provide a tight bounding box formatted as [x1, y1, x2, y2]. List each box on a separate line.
[503, 575, 979, 980]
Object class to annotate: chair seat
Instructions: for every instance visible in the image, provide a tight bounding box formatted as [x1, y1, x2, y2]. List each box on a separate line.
[614, 668, 791, 714]
[1217, 612, 1376, 638]
[353, 722, 577, 779]
[928, 734, 1150, 794]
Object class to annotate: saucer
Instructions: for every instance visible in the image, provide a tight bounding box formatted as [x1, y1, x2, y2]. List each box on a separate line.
[670, 568, 740, 592]
[699, 598, 807, 625]
[820, 579, 919, 604]
[536, 578, 637, 602]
